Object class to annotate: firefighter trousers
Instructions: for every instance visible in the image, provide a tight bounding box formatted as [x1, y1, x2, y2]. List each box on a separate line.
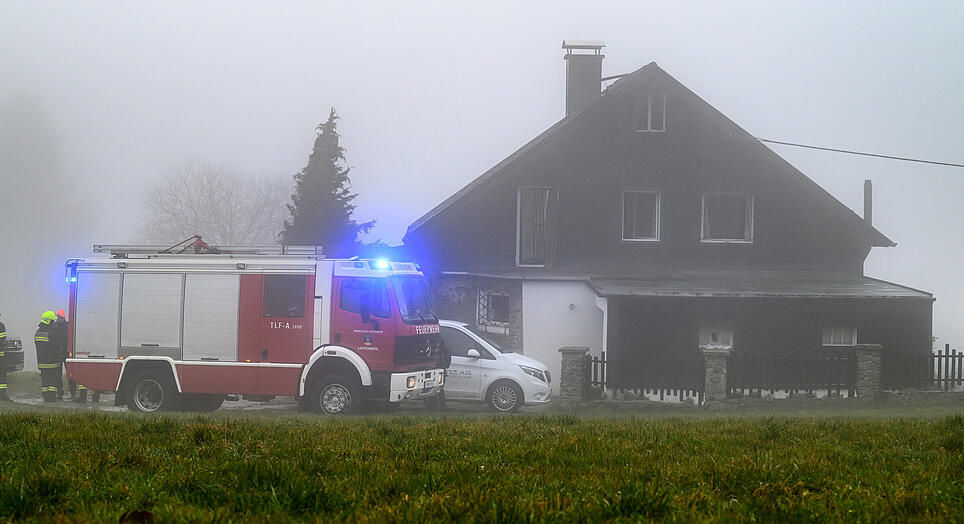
[39, 364, 59, 402]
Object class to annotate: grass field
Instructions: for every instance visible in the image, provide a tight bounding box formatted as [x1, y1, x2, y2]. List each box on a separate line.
[0, 403, 962, 523]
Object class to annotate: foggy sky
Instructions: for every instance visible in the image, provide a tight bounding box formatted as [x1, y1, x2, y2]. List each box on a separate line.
[2, 1, 962, 351]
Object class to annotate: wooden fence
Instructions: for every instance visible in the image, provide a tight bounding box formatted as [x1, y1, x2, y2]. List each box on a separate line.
[727, 349, 856, 398]
[585, 351, 705, 404]
[882, 345, 964, 391]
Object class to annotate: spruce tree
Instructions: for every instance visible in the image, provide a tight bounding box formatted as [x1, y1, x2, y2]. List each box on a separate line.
[282, 108, 374, 255]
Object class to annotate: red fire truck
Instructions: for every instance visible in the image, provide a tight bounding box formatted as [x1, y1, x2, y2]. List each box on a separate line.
[64, 243, 446, 415]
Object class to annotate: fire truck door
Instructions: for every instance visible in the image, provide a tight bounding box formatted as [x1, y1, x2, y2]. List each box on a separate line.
[332, 277, 394, 369]
[258, 274, 313, 396]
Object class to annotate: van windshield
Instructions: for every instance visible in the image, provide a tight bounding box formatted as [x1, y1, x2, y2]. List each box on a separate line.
[390, 276, 438, 325]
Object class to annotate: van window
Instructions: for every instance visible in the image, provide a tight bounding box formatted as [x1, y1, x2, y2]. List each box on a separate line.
[263, 275, 306, 317]
[440, 327, 475, 358]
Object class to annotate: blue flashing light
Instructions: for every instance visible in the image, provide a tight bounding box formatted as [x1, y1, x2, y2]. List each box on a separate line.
[373, 259, 390, 270]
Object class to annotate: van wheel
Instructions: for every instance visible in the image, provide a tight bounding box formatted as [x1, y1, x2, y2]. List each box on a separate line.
[179, 393, 225, 412]
[307, 374, 365, 416]
[487, 381, 523, 413]
[126, 370, 178, 413]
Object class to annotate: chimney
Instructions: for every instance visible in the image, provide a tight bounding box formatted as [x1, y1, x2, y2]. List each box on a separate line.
[562, 40, 605, 116]
[863, 179, 873, 225]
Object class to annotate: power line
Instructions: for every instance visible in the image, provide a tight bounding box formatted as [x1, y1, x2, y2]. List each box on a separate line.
[756, 138, 964, 168]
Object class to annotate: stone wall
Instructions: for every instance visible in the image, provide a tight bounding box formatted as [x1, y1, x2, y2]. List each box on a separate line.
[700, 346, 730, 402]
[558, 346, 589, 405]
[430, 274, 525, 353]
[855, 344, 883, 399]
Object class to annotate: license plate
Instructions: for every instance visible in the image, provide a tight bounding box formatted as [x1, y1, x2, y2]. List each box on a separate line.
[423, 379, 436, 389]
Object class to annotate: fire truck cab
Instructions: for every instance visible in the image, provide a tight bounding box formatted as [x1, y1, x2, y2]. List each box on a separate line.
[64, 244, 446, 415]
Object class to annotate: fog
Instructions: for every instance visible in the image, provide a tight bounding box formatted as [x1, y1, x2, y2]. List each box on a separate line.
[1, 1, 962, 368]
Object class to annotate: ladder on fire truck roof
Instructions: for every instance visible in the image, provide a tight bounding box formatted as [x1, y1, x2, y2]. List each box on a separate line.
[93, 235, 323, 258]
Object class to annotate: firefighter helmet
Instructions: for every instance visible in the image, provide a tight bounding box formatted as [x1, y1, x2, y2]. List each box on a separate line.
[41, 310, 56, 324]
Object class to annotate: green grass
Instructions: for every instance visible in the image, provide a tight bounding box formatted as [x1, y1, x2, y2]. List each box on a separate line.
[0, 409, 961, 522]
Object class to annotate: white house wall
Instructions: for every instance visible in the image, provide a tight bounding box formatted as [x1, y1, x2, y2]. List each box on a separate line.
[522, 280, 604, 396]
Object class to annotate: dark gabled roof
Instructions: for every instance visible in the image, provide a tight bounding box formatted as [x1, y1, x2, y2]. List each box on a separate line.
[405, 62, 895, 247]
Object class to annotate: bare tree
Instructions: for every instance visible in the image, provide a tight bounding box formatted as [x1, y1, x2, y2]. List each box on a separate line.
[137, 162, 292, 245]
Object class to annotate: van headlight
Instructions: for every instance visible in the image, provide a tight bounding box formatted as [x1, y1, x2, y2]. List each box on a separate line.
[520, 365, 546, 383]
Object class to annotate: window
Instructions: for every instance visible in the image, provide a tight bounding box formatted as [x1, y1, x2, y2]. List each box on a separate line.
[701, 192, 754, 243]
[635, 93, 665, 132]
[390, 276, 437, 324]
[622, 191, 660, 241]
[822, 327, 857, 346]
[517, 187, 558, 266]
[477, 289, 509, 334]
[263, 274, 307, 317]
[338, 278, 390, 318]
[699, 327, 734, 348]
[440, 327, 475, 358]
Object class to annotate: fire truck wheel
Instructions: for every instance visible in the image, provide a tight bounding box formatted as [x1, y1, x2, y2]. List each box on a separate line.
[308, 374, 365, 416]
[487, 380, 523, 413]
[178, 393, 225, 412]
[126, 370, 178, 413]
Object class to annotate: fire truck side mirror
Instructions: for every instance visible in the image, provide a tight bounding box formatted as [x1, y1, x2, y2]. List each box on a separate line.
[360, 297, 380, 330]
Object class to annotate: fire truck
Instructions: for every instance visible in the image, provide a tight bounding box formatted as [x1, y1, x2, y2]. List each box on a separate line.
[63, 241, 446, 415]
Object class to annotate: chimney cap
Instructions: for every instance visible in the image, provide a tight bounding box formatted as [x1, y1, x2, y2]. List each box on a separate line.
[562, 40, 606, 52]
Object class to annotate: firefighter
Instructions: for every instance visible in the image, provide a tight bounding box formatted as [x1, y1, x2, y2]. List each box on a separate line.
[0, 313, 10, 401]
[51, 309, 68, 400]
[35, 310, 59, 402]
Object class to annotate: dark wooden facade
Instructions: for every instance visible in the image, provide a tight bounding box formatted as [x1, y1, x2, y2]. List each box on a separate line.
[405, 61, 933, 373]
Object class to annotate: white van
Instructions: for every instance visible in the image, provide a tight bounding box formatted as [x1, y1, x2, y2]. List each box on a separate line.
[439, 320, 552, 412]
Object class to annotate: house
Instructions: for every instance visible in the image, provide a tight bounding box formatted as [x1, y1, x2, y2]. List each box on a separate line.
[403, 41, 933, 393]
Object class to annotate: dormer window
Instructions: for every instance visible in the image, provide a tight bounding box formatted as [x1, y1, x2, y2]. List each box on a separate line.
[701, 192, 754, 243]
[635, 93, 665, 132]
[622, 191, 660, 241]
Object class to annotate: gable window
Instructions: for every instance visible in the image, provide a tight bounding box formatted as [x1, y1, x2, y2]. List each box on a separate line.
[635, 93, 665, 132]
[622, 191, 660, 241]
[701, 192, 754, 243]
[517, 187, 558, 266]
[477, 289, 509, 334]
[822, 327, 857, 346]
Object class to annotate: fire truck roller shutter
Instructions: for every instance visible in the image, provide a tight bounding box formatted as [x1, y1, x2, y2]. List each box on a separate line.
[182, 273, 239, 361]
[120, 273, 183, 358]
[74, 271, 121, 359]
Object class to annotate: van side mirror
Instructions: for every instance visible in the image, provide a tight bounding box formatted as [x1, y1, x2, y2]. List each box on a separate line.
[467, 349, 481, 358]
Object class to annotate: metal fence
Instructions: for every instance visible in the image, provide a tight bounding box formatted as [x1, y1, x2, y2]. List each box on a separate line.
[727, 349, 856, 398]
[585, 351, 705, 404]
[882, 345, 964, 391]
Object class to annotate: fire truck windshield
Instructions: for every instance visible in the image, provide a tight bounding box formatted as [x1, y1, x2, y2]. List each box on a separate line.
[391, 276, 438, 325]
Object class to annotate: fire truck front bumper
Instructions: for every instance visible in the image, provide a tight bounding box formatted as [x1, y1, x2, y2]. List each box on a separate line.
[389, 369, 445, 403]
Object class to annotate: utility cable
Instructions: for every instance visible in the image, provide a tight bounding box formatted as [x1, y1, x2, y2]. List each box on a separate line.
[756, 138, 964, 168]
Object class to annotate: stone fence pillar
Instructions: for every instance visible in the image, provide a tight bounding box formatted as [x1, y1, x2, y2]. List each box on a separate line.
[855, 344, 883, 399]
[558, 346, 590, 405]
[700, 346, 731, 402]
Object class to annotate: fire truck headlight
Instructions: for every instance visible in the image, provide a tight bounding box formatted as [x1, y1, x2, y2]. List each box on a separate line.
[406, 376, 416, 389]
[374, 259, 390, 270]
